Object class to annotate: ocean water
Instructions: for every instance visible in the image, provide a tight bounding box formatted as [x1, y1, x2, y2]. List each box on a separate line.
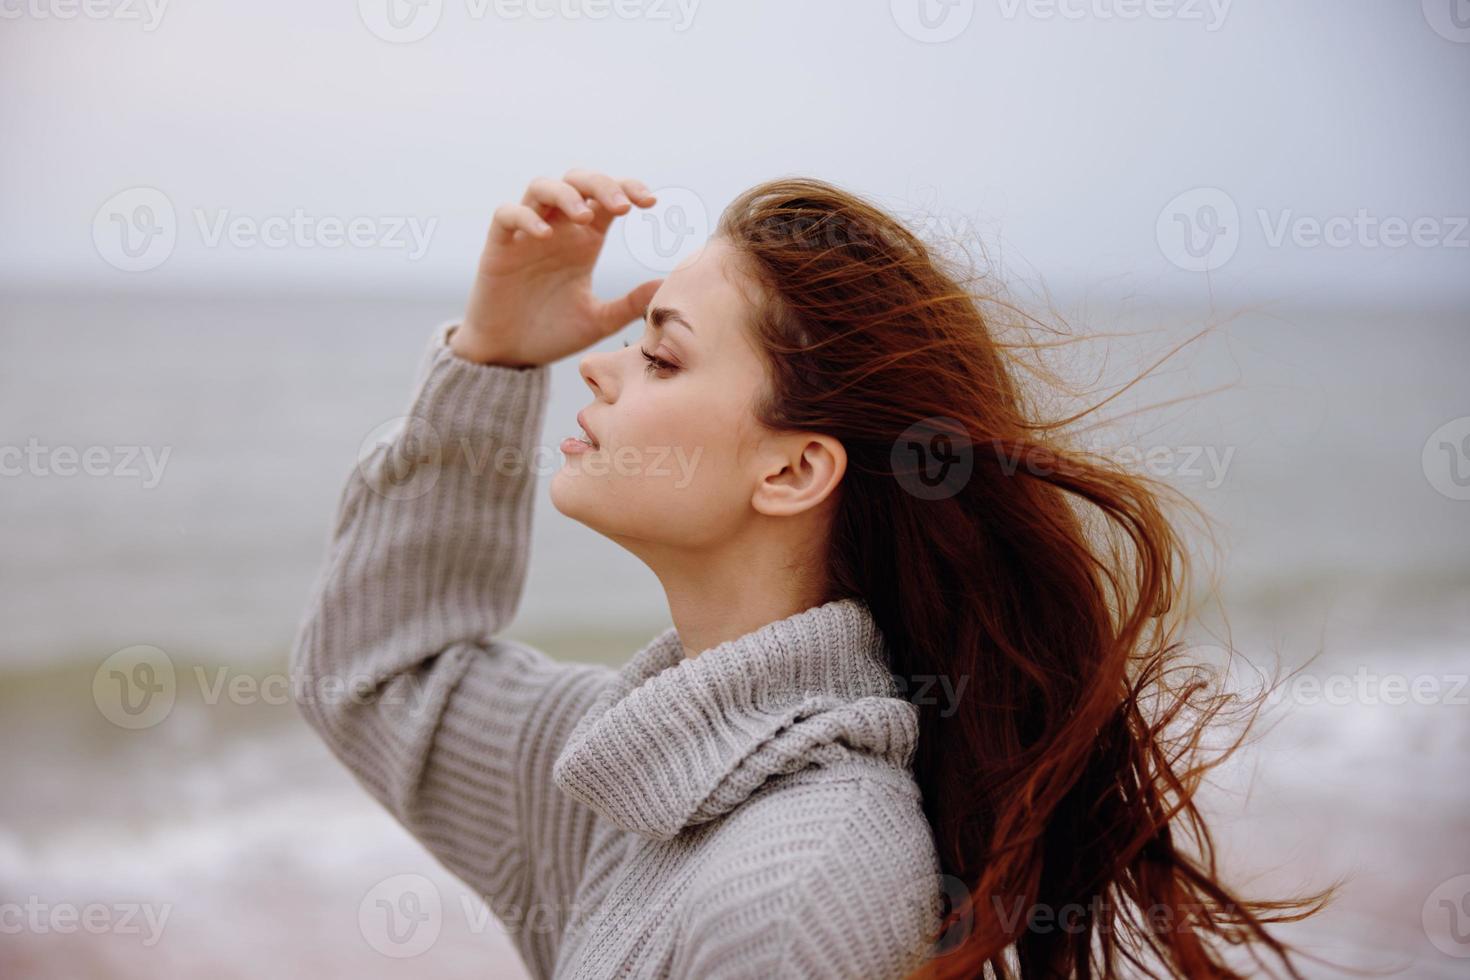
[1, 290, 1466, 976]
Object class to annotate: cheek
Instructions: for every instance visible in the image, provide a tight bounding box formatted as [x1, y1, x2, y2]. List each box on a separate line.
[552, 398, 754, 539]
[629, 407, 755, 534]
[618, 393, 738, 473]
[617, 408, 742, 499]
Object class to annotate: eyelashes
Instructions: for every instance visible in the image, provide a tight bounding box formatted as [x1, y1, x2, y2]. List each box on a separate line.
[623, 338, 678, 375]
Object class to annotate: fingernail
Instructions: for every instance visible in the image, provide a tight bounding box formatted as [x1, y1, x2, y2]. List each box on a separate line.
[614, 193, 631, 207]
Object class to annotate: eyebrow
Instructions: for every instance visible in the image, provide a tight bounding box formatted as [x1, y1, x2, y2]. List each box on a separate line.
[644, 305, 695, 335]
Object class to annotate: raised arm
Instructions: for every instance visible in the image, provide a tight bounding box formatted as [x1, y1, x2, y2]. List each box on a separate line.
[289, 169, 665, 978]
[289, 321, 616, 974]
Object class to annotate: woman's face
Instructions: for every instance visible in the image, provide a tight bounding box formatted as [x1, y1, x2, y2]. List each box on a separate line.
[549, 236, 784, 552]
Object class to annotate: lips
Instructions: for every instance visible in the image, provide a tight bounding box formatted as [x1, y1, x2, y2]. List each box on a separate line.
[576, 409, 601, 449]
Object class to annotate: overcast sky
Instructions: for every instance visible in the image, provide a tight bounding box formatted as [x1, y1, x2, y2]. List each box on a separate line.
[3, 0, 1467, 309]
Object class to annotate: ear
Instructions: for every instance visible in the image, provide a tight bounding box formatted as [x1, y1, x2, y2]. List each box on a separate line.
[750, 432, 846, 518]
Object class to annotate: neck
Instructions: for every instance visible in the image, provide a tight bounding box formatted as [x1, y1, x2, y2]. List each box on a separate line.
[640, 520, 832, 659]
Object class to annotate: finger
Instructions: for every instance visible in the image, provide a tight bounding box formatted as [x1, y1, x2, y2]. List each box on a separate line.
[522, 177, 595, 224]
[591, 277, 664, 338]
[563, 168, 632, 216]
[576, 175, 658, 236]
[617, 177, 656, 206]
[489, 203, 552, 245]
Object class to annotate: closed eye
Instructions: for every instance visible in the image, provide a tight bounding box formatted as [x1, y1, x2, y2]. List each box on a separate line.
[624, 338, 678, 376]
[640, 349, 678, 375]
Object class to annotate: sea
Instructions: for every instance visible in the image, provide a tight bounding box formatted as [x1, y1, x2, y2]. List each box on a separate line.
[1, 289, 1465, 977]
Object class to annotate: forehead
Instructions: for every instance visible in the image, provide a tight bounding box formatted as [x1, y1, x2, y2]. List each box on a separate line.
[652, 237, 771, 406]
[654, 237, 757, 321]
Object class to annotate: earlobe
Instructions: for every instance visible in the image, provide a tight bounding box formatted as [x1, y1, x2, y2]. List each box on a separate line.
[751, 434, 846, 518]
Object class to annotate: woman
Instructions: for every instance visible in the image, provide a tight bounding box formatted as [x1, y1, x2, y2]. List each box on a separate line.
[290, 169, 1336, 978]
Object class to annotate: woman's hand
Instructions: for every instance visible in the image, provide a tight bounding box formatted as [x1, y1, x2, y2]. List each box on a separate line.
[452, 169, 665, 367]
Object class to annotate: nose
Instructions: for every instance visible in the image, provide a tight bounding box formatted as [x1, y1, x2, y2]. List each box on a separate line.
[578, 347, 617, 402]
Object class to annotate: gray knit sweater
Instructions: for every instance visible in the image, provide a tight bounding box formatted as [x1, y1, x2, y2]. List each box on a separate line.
[289, 321, 945, 979]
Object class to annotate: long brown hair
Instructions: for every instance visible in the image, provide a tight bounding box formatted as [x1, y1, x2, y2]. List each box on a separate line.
[715, 178, 1344, 979]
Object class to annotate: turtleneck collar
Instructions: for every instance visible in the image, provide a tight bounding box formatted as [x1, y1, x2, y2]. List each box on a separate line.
[550, 597, 919, 841]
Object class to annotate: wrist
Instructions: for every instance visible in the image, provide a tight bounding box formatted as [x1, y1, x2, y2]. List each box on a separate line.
[447, 323, 532, 368]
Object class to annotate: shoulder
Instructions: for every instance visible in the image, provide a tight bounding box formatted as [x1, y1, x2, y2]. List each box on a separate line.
[675, 765, 944, 979]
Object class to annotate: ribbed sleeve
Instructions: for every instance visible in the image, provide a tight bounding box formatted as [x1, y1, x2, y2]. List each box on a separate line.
[288, 322, 617, 979]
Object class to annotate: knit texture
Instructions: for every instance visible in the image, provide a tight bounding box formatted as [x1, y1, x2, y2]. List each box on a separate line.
[290, 321, 945, 979]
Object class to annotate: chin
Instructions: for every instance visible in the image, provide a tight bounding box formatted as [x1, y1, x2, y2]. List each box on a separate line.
[550, 467, 604, 527]
[549, 472, 662, 552]
[548, 468, 581, 518]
